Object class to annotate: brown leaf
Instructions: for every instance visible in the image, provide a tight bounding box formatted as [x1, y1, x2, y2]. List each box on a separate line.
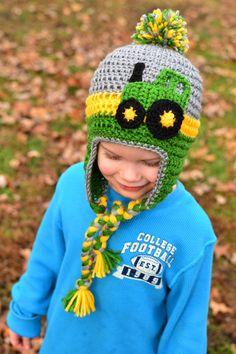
[210, 287, 221, 301]
[44, 175, 56, 186]
[230, 253, 236, 265]
[190, 146, 208, 159]
[210, 300, 233, 316]
[9, 159, 21, 170]
[27, 150, 41, 158]
[203, 91, 231, 118]
[30, 107, 50, 122]
[203, 154, 216, 162]
[13, 101, 31, 117]
[74, 53, 88, 67]
[1, 115, 17, 125]
[215, 194, 227, 205]
[16, 132, 28, 143]
[19, 119, 35, 133]
[214, 244, 230, 259]
[216, 181, 236, 192]
[192, 183, 211, 196]
[72, 130, 87, 143]
[231, 344, 236, 354]
[0, 175, 8, 188]
[180, 169, 204, 181]
[77, 71, 93, 90]
[68, 108, 84, 122]
[19, 248, 31, 271]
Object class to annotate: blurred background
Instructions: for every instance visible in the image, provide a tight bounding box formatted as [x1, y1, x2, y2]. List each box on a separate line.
[0, 0, 235, 353]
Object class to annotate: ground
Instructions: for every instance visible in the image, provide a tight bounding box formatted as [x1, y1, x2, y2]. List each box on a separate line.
[0, 0, 236, 353]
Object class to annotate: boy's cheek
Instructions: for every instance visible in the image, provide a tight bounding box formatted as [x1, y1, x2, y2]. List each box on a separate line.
[98, 161, 115, 177]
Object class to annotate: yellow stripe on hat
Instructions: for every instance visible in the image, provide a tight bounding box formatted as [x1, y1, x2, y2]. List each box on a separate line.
[86, 92, 200, 138]
[85, 92, 121, 117]
[180, 114, 200, 138]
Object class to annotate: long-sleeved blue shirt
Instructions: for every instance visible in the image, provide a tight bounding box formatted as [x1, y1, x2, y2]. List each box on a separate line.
[7, 162, 216, 353]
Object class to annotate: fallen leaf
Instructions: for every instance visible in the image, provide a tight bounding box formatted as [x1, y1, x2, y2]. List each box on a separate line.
[1, 115, 17, 125]
[44, 175, 56, 186]
[13, 101, 31, 117]
[68, 108, 84, 122]
[180, 169, 204, 181]
[27, 150, 41, 158]
[232, 344, 236, 354]
[0, 175, 8, 188]
[216, 181, 236, 192]
[19, 248, 31, 271]
[203, 154, 216, 162]
[30, 107, 50, 122]
[215, 194, 227, 205]
[210, 300, 233, 316]
[77, 71, 93, 89]
[9, 159, 21, 169]
[230, 253, 236, 265]
[190, 146, 208, 159]
[19, 118, 35, 133]
[192, 183, 211, 196]
[210, 287, 221, 301]
[72, 130, 87, 143]
[214, 244, 230, 259]
[16, 132, 28, 143]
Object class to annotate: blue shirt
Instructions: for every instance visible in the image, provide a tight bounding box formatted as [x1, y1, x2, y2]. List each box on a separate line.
[7, 162, 216, 353]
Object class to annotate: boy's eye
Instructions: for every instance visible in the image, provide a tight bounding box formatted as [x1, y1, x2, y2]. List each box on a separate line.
[106, 153, 121, 160]
[143, 161, 160, 167]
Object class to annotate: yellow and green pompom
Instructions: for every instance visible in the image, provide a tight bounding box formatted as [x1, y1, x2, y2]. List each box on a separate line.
[132, 8, 189, 55]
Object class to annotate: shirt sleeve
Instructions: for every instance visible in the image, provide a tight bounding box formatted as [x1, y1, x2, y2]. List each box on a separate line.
[7, 177, 65, 338]
[157, 241, 216, 354]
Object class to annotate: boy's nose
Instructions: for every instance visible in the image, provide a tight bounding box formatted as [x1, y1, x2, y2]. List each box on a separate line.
[119, 164, 141, 183]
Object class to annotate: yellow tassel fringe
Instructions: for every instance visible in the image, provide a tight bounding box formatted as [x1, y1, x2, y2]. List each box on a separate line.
[92, 250, 107, 278]
[65, 286, 95, 317]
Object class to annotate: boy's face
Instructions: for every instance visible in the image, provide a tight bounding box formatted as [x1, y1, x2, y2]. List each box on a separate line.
[97, 142, 161, 200]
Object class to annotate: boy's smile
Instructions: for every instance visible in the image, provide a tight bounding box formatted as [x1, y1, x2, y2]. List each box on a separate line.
[97, 142, 161, 200]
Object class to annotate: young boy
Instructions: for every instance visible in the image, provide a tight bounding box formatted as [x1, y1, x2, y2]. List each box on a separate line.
[7, 8, 216, 354]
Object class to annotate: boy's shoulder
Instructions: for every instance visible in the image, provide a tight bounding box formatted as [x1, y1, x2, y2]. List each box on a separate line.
[54, 162, 86, 199]
[169, 182, 217, 249]
[151, 181, 216, 245]
[57, 161, 85, 186]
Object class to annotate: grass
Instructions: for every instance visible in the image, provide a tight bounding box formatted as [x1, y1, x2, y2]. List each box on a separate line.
[49, 115, 82, 132]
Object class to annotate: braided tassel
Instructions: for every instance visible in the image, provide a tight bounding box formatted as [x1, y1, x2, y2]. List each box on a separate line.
[62, 196, 107, 317]
[92, 250, 106, 278]
[63, 196, 146, 317]
[63, 283, 95, 317]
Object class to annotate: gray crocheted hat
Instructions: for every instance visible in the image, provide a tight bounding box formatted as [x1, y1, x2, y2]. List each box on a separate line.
[84, 9, 202, 211]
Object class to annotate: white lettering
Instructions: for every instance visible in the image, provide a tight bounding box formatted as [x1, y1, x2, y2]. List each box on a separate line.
[161, 240, 167, 249]
[160, 252, 167, 262]
[121, 242, 131, 254]
[137, 232, 145, 241]
[147, 245, 156, 254]
[130, 242, 139, 252]
[154, 248, 162, 257]
[138, 243, 147, 253]
[144, 233, 151, 242]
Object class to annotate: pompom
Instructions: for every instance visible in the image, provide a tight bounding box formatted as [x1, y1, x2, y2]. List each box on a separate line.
[132, 8, 189, 55]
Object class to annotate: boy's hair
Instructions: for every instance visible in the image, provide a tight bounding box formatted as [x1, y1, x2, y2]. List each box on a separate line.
[62, 8, 203, 317]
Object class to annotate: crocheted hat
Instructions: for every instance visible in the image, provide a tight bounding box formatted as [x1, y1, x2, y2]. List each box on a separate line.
[63, 8, 202, 317]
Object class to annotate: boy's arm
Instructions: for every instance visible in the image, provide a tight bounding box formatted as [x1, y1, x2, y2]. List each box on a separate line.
[7, 176, 65, 339]
[157, 241, 216, 354]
